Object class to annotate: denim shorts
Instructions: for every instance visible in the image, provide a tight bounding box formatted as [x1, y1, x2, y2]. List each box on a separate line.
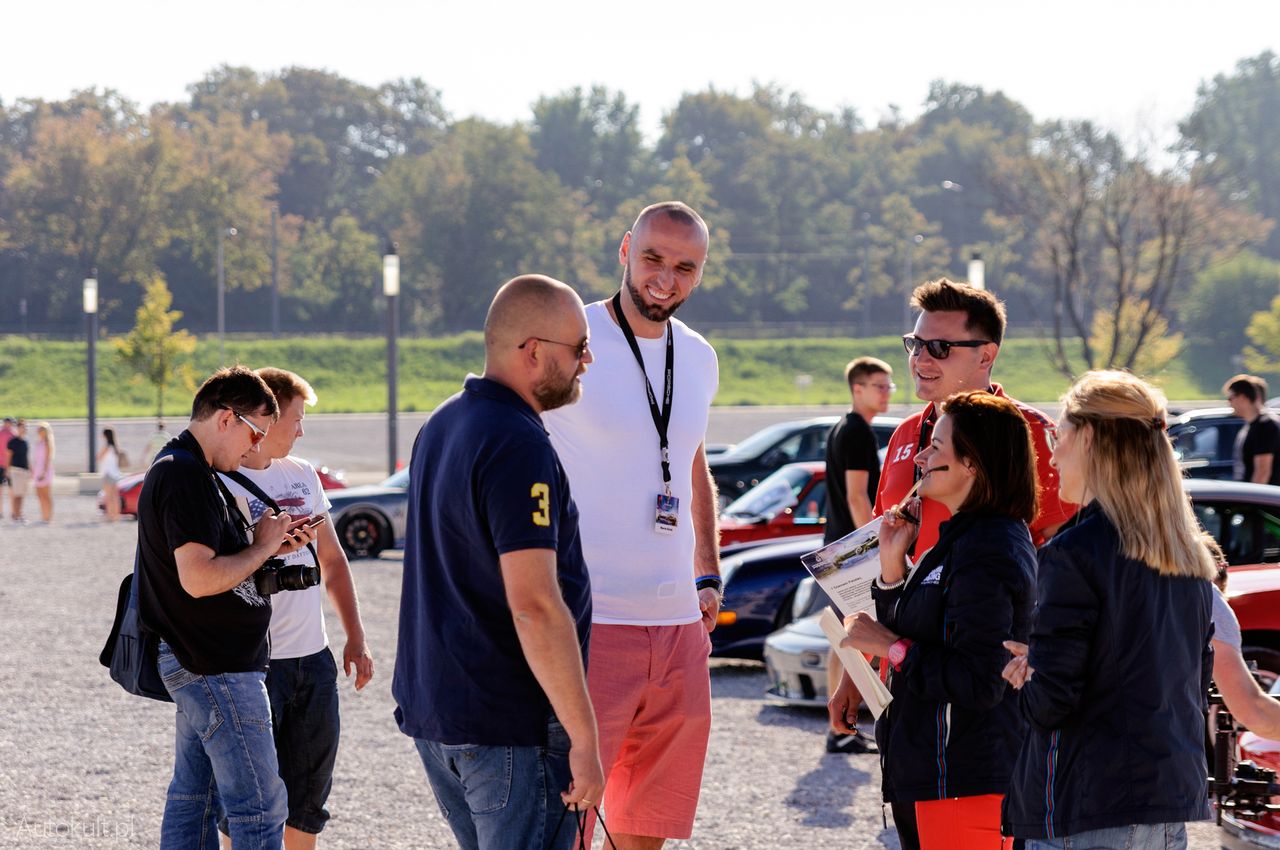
[267, 648, 341, 834]
[1027, 822, 1187, 850]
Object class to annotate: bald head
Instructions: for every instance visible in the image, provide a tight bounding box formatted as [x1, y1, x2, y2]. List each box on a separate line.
[484, 275, 584, 352]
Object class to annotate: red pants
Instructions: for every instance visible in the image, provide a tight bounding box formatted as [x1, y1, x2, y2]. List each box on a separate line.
[915, 794, 1013, 850]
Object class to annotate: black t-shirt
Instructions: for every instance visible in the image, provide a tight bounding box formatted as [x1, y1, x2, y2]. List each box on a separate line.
[6, 435, 28, 469]
[1237, 412, 1280, 485]
[824, 411, 881, 543]
[136, 430, 272, 674]
[393, 376, 591, 747]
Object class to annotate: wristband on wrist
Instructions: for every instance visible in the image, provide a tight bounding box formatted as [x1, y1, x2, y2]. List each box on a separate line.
[875, 574, 906, 590]
[695, 574, 724, 598]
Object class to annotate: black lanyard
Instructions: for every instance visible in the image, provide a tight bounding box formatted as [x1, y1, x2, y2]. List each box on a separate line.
[611, 291, 675, 492]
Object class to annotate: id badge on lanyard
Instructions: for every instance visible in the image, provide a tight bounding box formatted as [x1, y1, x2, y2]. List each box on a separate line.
[611, 291, 679, 535]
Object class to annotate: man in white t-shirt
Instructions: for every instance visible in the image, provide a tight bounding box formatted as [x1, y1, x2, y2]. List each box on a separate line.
[218, 367, 374, 850]
[544, 201, 720, 849]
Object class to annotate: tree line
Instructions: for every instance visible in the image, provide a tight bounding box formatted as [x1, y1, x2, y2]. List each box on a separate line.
[4, 53, 1280, 381]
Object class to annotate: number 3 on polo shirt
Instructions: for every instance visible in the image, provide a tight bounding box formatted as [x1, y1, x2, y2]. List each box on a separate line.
[530, 483, 550, 527]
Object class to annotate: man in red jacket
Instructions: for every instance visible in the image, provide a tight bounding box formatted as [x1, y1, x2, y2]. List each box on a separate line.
[828, 279, 1075, 811]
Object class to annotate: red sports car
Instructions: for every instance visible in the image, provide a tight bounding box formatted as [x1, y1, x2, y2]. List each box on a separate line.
[98, 461, 346, 517]
[718, 462, 829, 548]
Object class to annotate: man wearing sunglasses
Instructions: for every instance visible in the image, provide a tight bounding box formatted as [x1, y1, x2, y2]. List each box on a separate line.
[395, 275, 602, 850]
[136, 366, 319, 849]
[828, 280, 1075, 846]
[872, 278, 1074, 553]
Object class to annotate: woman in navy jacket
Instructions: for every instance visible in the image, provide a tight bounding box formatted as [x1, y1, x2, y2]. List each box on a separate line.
[1001, 371, 1215, 849]
[838, 391, 1038, 850]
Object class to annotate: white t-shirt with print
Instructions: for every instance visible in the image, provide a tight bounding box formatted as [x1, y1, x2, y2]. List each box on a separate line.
[544, 300, 719, 625]
[219, 455, 333, 659]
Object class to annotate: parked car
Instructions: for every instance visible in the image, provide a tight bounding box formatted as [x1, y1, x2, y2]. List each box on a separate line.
[98, 461, 346, 518]
[711, 533, 822, 659]
[718, 462, 828, 548]
[1169, 407, 1243, 479]
[328, 468, 409, 558]
[710, 415, 901, 508]
[763, 478, 1280, 707]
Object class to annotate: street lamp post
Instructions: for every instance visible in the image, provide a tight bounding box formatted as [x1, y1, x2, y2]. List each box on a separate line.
[968, 251, 986, 290]
[383, 242, 400, 476]
[84, 270, 98, 473]
[902, 233, 924, 331]
[217, 226, 237, 366]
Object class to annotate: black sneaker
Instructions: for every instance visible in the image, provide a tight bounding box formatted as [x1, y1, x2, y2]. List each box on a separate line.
[826, 728, 878, 754]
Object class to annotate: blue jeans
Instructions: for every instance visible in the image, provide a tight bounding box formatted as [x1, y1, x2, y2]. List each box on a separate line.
[414, 718, 575, 850]
[157, 642, 287, 850]
[1027, 822, 1187, 850]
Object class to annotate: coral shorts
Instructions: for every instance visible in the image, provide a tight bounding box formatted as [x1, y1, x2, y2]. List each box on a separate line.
[584, 621, 712, 840]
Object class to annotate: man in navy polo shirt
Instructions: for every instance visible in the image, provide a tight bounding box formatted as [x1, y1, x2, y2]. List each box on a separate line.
[393, 274, 603, 850]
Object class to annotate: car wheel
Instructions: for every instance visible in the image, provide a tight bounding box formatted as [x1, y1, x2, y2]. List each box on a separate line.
[1242, 645, 1280, 692]
[338, 512, 389, 559]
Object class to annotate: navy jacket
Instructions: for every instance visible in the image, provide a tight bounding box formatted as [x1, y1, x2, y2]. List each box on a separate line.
[872, 512, 1036, 804]
[1003, 503, 1213, 839]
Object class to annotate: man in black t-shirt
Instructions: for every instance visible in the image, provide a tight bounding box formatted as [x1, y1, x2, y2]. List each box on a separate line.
[824, 357, 893, 544]
[821, 356, 893, 754]
[135, 366, 316, 850]
[1225, 374, 1280, 485]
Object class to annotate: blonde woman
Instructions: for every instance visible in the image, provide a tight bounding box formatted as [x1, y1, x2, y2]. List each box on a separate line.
[31, 422, 54, 523]
[1001, 371, 1215, 849]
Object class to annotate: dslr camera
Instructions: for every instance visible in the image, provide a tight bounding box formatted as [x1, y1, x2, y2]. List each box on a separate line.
[254, 557, 320, 596]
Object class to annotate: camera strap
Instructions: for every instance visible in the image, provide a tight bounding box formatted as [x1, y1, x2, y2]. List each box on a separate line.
[219, 469, 319, 565]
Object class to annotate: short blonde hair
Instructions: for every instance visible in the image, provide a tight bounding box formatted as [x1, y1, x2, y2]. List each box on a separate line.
[1061, 370, 1214, 580]
[255, 367, 317, 408]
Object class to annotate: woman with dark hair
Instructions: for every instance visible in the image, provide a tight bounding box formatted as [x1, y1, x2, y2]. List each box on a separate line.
[1001, 371, 1214, 849]
[833, 391, 1038, 850]
[98, 427, 122, 522]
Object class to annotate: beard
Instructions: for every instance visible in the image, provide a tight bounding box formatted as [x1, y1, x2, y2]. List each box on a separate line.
[624, 265, 687, 323]
[532, 358, 582, 412]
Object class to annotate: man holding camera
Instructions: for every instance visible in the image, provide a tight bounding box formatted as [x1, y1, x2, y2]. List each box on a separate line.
[138, 367, 317, 850]
[217, 367, 374, 850]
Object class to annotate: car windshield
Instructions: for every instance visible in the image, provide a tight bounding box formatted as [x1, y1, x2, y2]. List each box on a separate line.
[384, 469, 410, 489]
[722, 465, 813, 520]
[715, 422, 799, 462]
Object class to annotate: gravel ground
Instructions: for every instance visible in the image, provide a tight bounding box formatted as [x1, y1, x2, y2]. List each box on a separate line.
[1, 496, 1224, 848]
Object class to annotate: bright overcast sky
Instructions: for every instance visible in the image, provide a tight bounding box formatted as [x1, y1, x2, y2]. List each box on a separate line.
[7, 0, 1278, 149]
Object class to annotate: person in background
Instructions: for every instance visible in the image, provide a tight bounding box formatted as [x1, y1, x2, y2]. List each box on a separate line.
[99, 427, 122, 522]
[5, 418, 30, 523]
[31, 422, 55, 524]
[838, 391, 1038, 850]
[217, 367, 374, 850]
[1204, 534, 1280, 740]
[1224, 374, 1280, 485]
[822, 356, 893, 755]
[1001, 370, 1214, 849]
[0, 417, 14, 518]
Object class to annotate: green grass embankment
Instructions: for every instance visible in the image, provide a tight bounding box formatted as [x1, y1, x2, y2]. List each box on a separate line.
[0, 333, 1211, 419]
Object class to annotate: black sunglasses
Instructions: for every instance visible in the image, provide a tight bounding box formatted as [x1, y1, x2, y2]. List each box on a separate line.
[902, 334, 993, 360]
[518, 337, 590, 360]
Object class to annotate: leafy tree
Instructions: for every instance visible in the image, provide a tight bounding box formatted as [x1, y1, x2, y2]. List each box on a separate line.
[1180, 51, 1280, 257]
[530, 86, 652, 217]
[995, 120, 1267, 376]
[115, 276, 197, 418]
